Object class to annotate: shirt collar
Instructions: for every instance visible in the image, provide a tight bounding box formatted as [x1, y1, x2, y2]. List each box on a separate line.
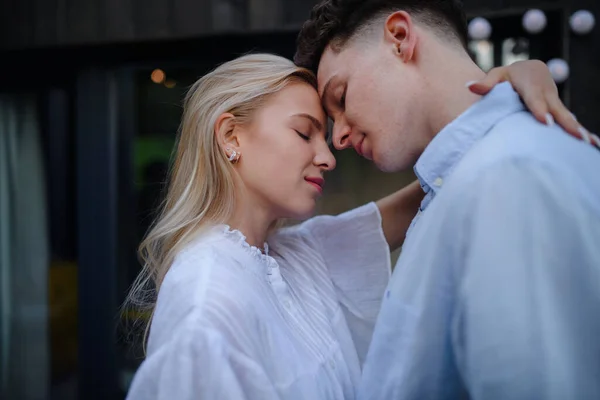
[414, 82, 525, 202]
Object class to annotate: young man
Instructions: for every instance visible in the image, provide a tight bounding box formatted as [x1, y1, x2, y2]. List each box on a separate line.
[295, 1, 600, 399]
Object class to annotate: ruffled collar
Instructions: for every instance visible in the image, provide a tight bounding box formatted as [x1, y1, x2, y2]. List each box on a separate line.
[214, 225, 283, 286]
[219, 224, 272, 261]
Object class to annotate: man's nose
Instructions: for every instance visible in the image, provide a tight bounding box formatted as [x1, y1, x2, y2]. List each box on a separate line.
[332, 122, 352, 150]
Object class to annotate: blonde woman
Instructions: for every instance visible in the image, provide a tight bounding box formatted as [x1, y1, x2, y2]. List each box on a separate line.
[125, 54, 583, 400]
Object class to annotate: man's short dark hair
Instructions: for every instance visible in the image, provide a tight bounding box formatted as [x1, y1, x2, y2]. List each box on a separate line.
[294, 0, 468, 73]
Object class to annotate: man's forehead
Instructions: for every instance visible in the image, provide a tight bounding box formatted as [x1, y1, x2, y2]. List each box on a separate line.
[316, 47, 339, 97]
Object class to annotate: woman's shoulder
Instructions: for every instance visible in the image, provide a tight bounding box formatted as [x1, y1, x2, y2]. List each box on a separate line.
[145, 305, 243, 363]
[173, 227, 230, 265]
[160, 229, 259, 306]
[149, 228, 270, 350]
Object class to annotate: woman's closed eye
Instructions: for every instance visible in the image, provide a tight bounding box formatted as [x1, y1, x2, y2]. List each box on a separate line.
[295, 130, 310, 141]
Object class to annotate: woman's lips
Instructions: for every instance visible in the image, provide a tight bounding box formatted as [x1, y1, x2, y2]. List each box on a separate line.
[304, 177, 324, 193]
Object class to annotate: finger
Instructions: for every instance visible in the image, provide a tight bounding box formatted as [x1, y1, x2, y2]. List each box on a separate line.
[546, 93, 583, 137]
[466, 67, 508, 95]
[590, 133, 600, 148]
[520, 89, 551, 126]
[467, 81, 494, 95]
[578, 127, 592, 144]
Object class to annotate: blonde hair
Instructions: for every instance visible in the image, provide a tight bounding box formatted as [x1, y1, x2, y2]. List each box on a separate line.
[123, 53, 317, 351]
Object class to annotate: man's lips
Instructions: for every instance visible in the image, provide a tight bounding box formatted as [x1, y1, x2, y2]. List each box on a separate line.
[305, 177, 324, 193]
[354, 138, 364, 156]
[355, 137, 373, 160]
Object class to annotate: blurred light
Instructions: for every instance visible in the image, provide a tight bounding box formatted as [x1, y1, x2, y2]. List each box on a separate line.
[468, 40, 494, 72]
[151, 69, 166, 84]
[570, 10, 595, 35]
[468, 17, 492, 40]
[512, 38, 529, 55]
[522, 9, 547, 34]
[164, 79, 177, 89]
[476, 40, 491, 53]
[547, 58, 570, 83]
[502, 38, 530, 66]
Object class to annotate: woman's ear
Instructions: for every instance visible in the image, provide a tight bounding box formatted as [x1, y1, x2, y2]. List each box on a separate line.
[214, 112, 241, 160]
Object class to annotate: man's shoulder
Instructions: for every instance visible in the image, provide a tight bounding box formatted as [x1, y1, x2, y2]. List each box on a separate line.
[451, 111, 599, 186]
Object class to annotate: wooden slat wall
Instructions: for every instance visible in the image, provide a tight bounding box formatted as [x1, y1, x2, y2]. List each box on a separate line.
[0, 0, 583, 50]
[212, 0, 247, 32]
[33, 0, 59, 46]
[281, 0, 314, 28]
[3, 0, 34, 48]
[66, 0, 102, 44]
[248, 0, 283, 30]
[132, 0, 171, 39]
[173, 0, 212, 36]
[0, 0, 220, 49]
[104, 0, 135, 41]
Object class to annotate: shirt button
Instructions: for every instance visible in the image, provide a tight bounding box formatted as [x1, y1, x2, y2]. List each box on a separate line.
[433, 177, 443, 187]
[283, 300, 291, 309]
[329, 360, 336, 369]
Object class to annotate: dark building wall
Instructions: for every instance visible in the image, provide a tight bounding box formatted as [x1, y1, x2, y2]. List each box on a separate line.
[1, 1, 597, 155]
[0, 0, 312, 49]
[0, 0, 578, 49]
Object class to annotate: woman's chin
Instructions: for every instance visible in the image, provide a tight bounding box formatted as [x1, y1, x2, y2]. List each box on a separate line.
[284, 201, 317, 221]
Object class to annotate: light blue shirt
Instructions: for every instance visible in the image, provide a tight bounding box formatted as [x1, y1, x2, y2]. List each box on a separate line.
[358, 83, 600, 400]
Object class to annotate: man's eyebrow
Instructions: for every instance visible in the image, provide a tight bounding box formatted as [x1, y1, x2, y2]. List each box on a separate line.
[321, 78, 334, 110]
[293, 113, 323, 131]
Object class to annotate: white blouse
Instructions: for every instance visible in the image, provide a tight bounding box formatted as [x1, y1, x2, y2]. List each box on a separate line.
[126, 202, 391, 400]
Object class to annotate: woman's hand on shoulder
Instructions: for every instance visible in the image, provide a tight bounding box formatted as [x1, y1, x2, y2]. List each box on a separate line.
[467, 60, 599, 148]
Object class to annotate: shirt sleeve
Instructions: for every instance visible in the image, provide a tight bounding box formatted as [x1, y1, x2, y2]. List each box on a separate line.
[300, 202, 391, 362]
[126, 318, 280, 400]
[453, 160, 600, 400]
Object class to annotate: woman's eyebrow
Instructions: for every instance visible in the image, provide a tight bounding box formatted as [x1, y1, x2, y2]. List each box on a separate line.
[292, 113, 323, 131]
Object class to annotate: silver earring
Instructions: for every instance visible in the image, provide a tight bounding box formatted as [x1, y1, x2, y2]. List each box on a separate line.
[228, 150, 240, 163]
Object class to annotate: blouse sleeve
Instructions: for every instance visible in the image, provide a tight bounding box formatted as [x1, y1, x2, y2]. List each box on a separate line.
[126, 318, 279, 400]
[300, 202, 391, 361]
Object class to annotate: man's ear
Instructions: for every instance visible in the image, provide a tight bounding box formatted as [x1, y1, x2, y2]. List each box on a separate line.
[384, 11, 417, 62]
[214, 112, 241, 158]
